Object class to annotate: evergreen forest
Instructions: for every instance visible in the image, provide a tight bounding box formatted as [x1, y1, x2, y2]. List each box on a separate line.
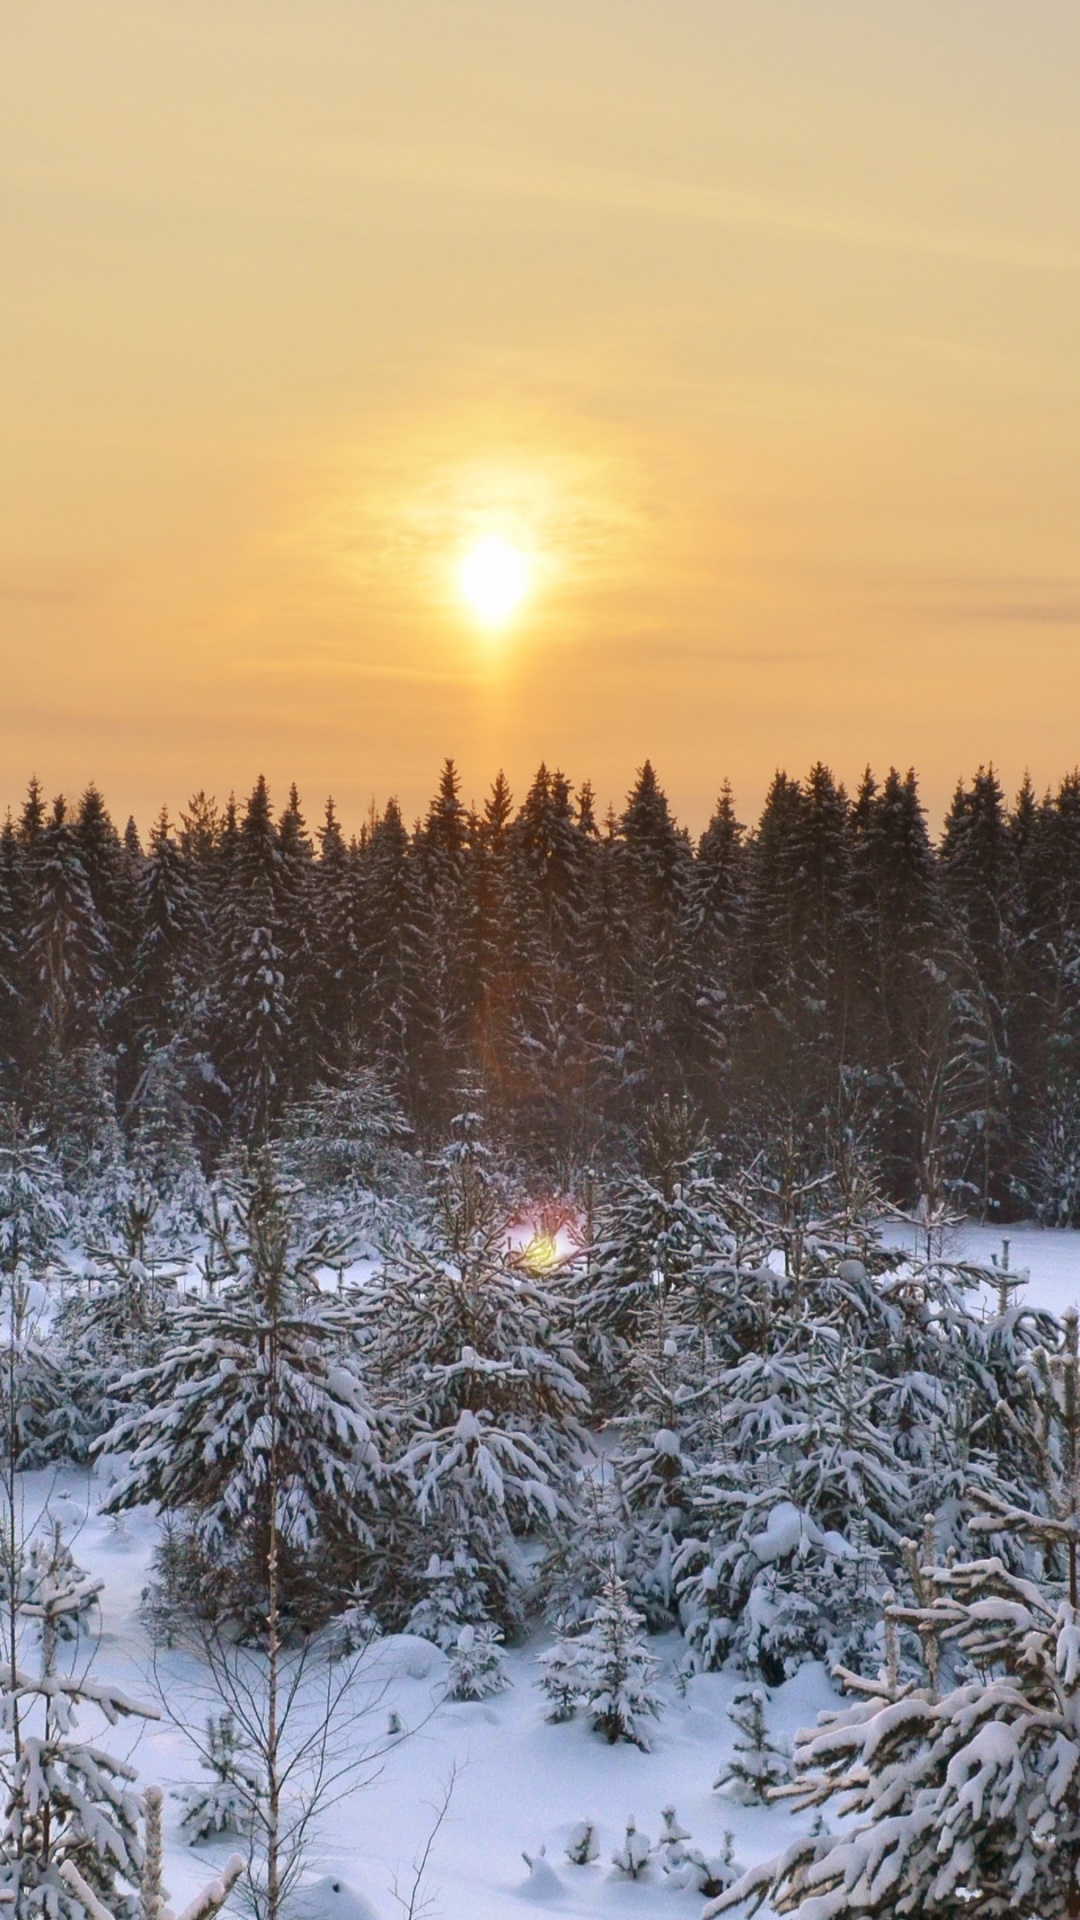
[4, 755, 1080, 1218]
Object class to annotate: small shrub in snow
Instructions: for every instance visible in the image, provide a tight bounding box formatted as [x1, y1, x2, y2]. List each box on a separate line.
[175, 1713, 262, 1843]
[656, 1804, 692, 1866]
[407, 1546, 494, 1651]
[714, 1685, 790, 1804]
[564, 1821, 599, 1866]
[611, 1818, 651, 1880]
[538, 1638, 582, 1722]
[658, 1807, 739, 1898]
[446, 1621, 509, 1699]
[0, 1521, 101, 1643]
[520, 1844, 563, 1897]
[538, 1574, 662, 1748]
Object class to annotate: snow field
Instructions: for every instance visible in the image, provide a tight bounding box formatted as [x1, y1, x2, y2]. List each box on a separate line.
[39, 1467, 837, 1920]
[880, 1219, 1080, 1319]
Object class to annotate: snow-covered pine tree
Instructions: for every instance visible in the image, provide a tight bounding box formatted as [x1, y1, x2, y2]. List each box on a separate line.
[126, 807, 211, 1189]
[405, 1546, 509, 1697]
[706, 1552, 1080, 1919]
[368, 1108, 588, 1631]
[56, 1190, 187, 1459]
[564, 1822, 599, 1866]
[538, 1630, 583, 1724]
[540, 1573, 661, 1748]
[0, 1522, 155, 1920]
[215, 779, 293, 1145]
[98, 1163, 382, 1631]
[674, 1338, 899, 1678]
[23, 797, 110, 1070]
[714, 1685, 790, 1803]
[655, 1805, 691, 1875]
[657, 1806, 739, 1897]
[498, 765, 596, 1165]
[611, 1818, 651, 1879]
[403, 762, 476, 1134]
[175, 1714, 262, 1843]
[444, 1623, 508, 1701]
[0, 1109, 71, 1468]
[1, 1523, 101, 1646]
[583, 1103, 735, 1403]
[612, 1417, 693, 1628]
[1009, 1304, 1080, 1599]
[131, 808, 206, 1043]
[0, 817, 25, 1095]
[406, 1546, 493, 1649]
[278, 1063, 413, 1241]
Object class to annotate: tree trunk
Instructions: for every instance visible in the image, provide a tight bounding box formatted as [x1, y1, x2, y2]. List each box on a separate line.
[265, 1320, 281, 1920]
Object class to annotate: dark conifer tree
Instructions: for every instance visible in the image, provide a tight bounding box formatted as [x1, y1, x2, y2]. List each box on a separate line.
[848, 767, 939, 1194]
[0, 817, 25, 1096]
[501, 766, 595, 1167]
[939, 766, 1019, 1214]
[408, 761, 476, 1130]
[360, 797, 423, 1099]
[613, 762, 696, 1118]
[276, 784, 319, 1098]
[313, 797, 364, 1069]
[217, 778, 292, 1142]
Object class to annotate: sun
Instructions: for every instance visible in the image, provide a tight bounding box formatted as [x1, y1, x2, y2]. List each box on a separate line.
[459, 535, 529, 628]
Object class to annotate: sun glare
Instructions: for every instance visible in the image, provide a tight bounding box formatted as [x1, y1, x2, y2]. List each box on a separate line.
[520, 1231, 560, 1274]
[459, 536, 529, 628]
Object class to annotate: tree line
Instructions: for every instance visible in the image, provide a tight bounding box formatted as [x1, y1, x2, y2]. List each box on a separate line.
[4, 754, 1080, 1217]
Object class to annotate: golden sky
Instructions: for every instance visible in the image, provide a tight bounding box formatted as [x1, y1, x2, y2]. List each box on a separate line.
[2, 2, 1078, 835]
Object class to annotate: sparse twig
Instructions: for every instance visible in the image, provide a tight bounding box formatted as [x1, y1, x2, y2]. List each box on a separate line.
[389, 1763, 459, 1920]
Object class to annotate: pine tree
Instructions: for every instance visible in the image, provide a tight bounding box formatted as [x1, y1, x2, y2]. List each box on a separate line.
[714, 1685, 790, 1803]
[0, 1525, 155, 1920]
[357, 799, 424, 1099]
[539, 1573, 661, 1748]
[406, 762, 475, 1131]
[175, 1714, 262, 1843]
[131, 810, 205, 1044]
[657, 1806, 738, 1897]
[98, 1165, 382, 1631]
[215, 780, 293, 1143]
[405, 1548, 510, 1695]
[938, 766, 1019, 1216]
[673, 1338, 901, 1678]
[611, 1818, 652, 1878]
[563, 1821, 599, 1867]
[56, 1190, 186, 1457]
[707, 1555, 1080, 1919]
[444, 1622, 508, 1700]
[279, 1064, 412, 1238]
[25, 800, 109, 1049]
[369, 1109, 588, 1629]
[687, 782, 745, 1111]
[312, 799, 363, 1068]
[406, 1546, 493, 1651]
[0, 817, 27, 1096]
[0, 1110, 70, 1467]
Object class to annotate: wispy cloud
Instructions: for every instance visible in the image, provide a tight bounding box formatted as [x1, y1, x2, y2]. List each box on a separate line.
[916, 576, 1080, 627]
[0, 563, 103, 608]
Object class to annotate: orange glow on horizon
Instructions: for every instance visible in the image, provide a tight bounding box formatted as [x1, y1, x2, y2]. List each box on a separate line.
[1, 4, 1078, 835]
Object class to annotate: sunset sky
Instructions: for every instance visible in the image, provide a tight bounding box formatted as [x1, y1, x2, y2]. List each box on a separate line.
[2, 2, 1078, 835]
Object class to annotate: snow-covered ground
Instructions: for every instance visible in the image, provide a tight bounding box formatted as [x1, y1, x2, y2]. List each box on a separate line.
[879, 1218, 1080, 1320]
[36, 1468, 831, 1920]
[41, 1224, 1080, 1918]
